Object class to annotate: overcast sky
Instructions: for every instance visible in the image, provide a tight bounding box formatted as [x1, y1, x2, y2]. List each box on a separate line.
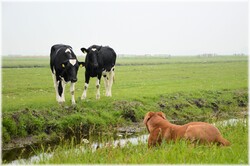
[1, 0, 249, 56]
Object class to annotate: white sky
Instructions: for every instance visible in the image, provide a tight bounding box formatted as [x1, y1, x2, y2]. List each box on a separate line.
[1, 0, 249, 56]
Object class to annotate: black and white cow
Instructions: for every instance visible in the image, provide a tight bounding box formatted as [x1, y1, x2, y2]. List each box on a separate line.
[50, 44, 84, 105]
[80, 45, 116, 99]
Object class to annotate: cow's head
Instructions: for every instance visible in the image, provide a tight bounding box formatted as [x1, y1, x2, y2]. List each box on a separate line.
[81, 45, 101, 69]
[60, 49, 85, 82]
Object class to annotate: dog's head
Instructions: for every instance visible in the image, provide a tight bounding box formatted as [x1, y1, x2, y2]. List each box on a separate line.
[143, 111, 166, 125]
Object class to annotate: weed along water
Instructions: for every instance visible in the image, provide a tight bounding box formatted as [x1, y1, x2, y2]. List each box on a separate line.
[7, 127, 148, 164]
[11, 134, 149, 164]
[3, 122, 147, 163]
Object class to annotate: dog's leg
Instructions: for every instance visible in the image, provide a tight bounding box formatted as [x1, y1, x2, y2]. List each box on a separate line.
[148, 128, 163, 148]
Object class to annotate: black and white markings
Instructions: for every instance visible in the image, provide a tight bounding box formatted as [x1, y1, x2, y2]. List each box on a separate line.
[80, 45, 116, 99]
[50, 44, 84, 105]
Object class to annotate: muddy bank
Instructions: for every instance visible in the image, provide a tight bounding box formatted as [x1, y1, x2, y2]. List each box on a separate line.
[3, 122, 145, 150]
[3, 89, 248, 145]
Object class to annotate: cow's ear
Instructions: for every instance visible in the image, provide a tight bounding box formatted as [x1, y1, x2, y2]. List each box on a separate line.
[157, 112, 166, 120]
[81, 48, 88, 54]
[92, 45, 102, 51]
[78, 62, 85, 67]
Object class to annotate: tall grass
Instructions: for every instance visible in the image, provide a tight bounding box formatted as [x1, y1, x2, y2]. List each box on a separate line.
[34, 120, 248, 164]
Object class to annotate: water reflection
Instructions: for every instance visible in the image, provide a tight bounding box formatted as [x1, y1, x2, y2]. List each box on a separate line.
[11, 134, 148, 164]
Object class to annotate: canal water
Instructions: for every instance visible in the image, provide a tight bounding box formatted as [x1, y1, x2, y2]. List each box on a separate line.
[10, 134, 149, 164]
[3, 123, 147, 164]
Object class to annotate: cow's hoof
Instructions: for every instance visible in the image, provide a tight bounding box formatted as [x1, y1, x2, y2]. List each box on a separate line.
[106, 93, 112, 97]
[81, 95, 87, 100]
[71, 101, 76, 107]
[58, 101, 65, 106]
[71, 104, 77, 109]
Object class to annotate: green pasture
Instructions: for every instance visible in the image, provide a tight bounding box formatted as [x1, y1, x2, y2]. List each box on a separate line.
[2, 56, 248, 112]
[1, 55, 248, 164]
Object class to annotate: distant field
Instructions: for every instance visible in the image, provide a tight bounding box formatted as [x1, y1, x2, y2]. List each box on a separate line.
[2, 55, 247, 67]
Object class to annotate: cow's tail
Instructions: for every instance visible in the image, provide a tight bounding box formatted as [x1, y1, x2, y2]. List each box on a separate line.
[50, 46, 56, 73]
[111, 65, 115, 83]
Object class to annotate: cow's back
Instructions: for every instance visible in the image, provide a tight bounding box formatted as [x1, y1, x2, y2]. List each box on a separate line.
[99, 46, 116, 71]
[50, 44, 71, 57]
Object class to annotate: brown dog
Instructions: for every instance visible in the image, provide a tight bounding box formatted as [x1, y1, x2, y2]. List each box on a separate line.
[144, 111, 230, 147]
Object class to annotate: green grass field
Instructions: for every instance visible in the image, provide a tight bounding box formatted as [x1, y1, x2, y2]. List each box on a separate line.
[2, 56, 247, 112]
[1, 55, 248, 164]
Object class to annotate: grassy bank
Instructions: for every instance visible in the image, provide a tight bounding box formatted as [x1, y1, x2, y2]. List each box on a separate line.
[2, 88, 248, 145]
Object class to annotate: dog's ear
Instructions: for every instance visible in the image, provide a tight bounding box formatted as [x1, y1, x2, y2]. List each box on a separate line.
[157, 112, 166, 119]
[143, 112, 155, 125]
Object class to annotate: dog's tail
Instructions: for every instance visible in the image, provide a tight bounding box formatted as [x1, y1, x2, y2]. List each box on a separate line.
[217, 136, 230, 146]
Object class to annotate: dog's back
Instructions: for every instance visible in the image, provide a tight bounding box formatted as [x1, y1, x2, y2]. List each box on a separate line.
[144, 112, 230, 147]
[183, 122, 230, 146]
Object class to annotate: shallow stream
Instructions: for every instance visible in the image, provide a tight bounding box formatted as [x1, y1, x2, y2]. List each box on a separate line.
[10, 134, 149, 164]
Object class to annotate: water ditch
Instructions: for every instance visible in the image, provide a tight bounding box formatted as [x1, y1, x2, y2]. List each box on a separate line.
[3, 118, 247, 164]
[10, 134, 149, 164]
[2, 123, 146, 163]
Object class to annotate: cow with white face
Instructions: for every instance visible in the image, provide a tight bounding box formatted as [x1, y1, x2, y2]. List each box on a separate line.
[50, 44, 85, 105]
[80, 45, 116, 99]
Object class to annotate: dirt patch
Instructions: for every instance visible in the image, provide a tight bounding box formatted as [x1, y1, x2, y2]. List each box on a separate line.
[113, 100, 143, 122]
[192, 99, 206, 108]
[116, 122, 146, 135]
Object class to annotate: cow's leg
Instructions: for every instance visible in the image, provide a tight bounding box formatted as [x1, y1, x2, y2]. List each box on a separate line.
[57, 80, 65, 104]
[61, 80, 66, 102]
[81, 74, 90, 100]
[96, 74, 102, 99]
[70, 82, 76, 105]
[81, 83, 89, 100]
[103, 74, 109, 96]
[107, 67, 115, 97]
[52, 72, 60, 102]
